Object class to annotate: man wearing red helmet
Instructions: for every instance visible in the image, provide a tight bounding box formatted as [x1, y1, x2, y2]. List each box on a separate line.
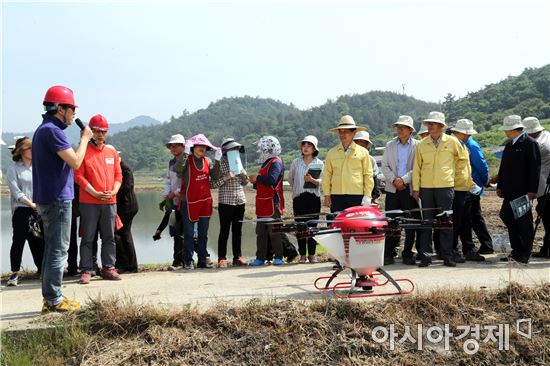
[33, 85, 93, 313]
[75, 114, 123, 284]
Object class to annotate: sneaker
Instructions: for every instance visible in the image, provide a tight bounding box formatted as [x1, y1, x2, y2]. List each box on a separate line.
[7, 273, 19, 286]
[402, 257, 416, 265]
[465, 251, 485, 262]
[218, 259, 228, 268]
[443, 259, 457, 267]
[152, 232, 162, 241]
[418, 258, 431, 267]
[197, 261, 213, 269]
[184, 262, 195, 270]
[171, 261, 184, 268]
[205, 256, 213, 266]
[101, 268, 122, 281]
[286, 251, 298, 263]
[453, 255, 466, 263]
[308, 255, 318, 264]
[41, 297, 80, 314]
[79, 272, 92, 285]
[532, 248, 550, 258]
[232, 257, 248, 266]
[298, 256, 307, 264]
[273, 258, 284, 265]
[477, 246, 494, 255]
[250, 258, 265, 267]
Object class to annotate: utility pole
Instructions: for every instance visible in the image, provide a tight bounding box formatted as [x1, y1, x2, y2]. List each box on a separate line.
[401, 83, 406, 95]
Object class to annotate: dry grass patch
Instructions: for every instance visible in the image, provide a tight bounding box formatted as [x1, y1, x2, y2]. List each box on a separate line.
[2, 283, 548, 365]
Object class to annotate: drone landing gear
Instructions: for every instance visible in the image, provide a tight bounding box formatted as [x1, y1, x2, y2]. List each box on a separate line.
[314, 267, 415, 298]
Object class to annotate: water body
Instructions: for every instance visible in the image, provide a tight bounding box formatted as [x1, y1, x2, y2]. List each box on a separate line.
[1, 191, 267, 271]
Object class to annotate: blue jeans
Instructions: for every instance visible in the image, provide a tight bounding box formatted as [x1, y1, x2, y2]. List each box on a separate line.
[180, 202, 209, 264]
[38, 200, 72, 305]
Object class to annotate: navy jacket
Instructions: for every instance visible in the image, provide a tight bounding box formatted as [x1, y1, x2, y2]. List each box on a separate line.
[497, 133, 541, 200]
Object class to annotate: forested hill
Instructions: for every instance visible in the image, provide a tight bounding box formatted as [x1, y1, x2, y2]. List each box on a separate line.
[442, 65, 550, 131]
[110, 92, 439, 172]
[102, 64, 550, 172]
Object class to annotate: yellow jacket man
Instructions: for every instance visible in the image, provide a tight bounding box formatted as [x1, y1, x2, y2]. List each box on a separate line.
[322, 115, 374, 212]
[412, 111, 469, 268]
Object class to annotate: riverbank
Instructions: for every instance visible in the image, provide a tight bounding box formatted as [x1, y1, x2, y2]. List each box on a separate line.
[2, 277, 549, 365]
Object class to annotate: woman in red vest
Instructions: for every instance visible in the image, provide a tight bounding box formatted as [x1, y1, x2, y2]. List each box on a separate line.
[178, 134, 221, 270]
[249, 136, 285, 266]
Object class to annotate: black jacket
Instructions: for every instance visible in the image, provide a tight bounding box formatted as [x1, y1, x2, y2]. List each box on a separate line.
[497, 133, 541, 200]
[116, 161, 139, 214]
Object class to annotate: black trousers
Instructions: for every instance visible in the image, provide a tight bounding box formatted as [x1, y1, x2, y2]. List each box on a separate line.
[217, 203, 245, 260]
[115, 209, 139, 272]
[170, 208, 185, 265]
[451, 190, 468, 254]
[499, 199, 534, 260]
[384, 190, 418, 259]
[256, 203, 283, 260]
[536, 194, 550, 251]
[459, 193, 493, 251]
[10, 207, 43, 272]
[68, 216, 79, 273]
[418, 188, 454, 260]
[293, 193, 321, 256]
[330, 194, 363, 213]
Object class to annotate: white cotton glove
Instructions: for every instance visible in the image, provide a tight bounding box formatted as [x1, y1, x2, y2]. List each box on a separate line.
[184, 141, 192, 155]
[214, 147, 223, 161]
[361, 195, 372, 206]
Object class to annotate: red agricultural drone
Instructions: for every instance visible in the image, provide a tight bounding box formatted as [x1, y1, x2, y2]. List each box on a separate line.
[260, 205, 453, 299]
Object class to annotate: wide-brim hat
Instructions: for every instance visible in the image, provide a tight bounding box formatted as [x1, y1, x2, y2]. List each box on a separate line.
[12, 137, 32, 157]
[166, 134, 185, 146]
[423, 111, 447, 127]
[187, 133, 217, 151]
[417, 125, 429, 135]
[353, 131, 372, 145]
[330, 115, 366, 132]
[451, 119, 477, 135]
[522, 117, 544, 134]
[500, 115, 524, 131]
[221, 137, 245, 153]
[393, 115, 415, 131]
[298, 135, 319, 151]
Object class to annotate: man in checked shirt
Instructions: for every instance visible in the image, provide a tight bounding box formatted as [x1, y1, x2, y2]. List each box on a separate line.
[210, 138, 249, 267]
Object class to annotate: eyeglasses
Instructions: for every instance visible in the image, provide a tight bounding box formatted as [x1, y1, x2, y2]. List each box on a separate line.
[61, 104, 76, 111]
[92, 129, 108, 134]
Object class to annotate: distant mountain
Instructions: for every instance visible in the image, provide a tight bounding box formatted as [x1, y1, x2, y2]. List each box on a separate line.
[108, 93, 439, 172]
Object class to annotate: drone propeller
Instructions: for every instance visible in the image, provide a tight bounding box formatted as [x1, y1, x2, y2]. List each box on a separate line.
[408, 207, 444, 213]
[240, 217, 280, 223]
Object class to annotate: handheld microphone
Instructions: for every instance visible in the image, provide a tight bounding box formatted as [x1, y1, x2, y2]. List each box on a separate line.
[75, 118, 97, 146]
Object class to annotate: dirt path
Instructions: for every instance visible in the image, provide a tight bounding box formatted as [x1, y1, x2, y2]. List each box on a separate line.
[2, 255, 548, 331]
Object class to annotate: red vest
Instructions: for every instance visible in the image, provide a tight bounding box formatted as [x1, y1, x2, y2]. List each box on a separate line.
[185, 157, 213, 222]
[256, 157, 284, 218]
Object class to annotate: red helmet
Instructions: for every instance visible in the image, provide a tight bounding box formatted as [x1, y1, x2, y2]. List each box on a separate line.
[89, 115, 109, 131]
[43, 86, 77, 107]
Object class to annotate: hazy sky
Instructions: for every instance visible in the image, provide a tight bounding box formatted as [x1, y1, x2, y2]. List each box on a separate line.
[2, 0, 549, 132]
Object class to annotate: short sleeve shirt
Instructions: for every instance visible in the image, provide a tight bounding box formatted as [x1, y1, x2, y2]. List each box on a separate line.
[32, 114, 74, 204]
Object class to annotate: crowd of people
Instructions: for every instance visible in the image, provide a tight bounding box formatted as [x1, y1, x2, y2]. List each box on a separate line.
[4, 84, 549, 314]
